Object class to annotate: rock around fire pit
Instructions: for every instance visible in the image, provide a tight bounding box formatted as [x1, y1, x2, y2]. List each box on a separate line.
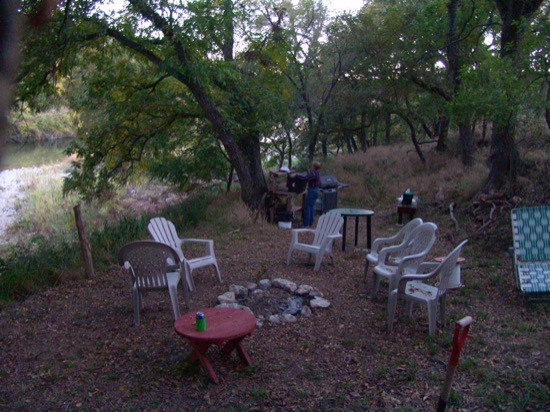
[216, 278, 331, 326]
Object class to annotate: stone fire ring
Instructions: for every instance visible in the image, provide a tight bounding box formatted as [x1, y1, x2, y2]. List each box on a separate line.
[216, 278, 331, 327]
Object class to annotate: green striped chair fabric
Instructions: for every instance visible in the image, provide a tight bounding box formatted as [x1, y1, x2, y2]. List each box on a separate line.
[511, 206, 550, 296]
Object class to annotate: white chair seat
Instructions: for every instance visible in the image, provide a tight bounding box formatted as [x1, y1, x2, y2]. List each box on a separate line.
[148, 217, 221, 292]
[119, 240, 189, 326]
[365, 218, 423, 275]
[287, 211, 344, 272]
[371, 222, 437, 299]
[387, 240, 468, 336]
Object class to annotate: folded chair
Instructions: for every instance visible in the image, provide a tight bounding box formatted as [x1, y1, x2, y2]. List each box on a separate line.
[286, 211, 344, 272]
[365, 218, 423, 275]
[371, 222, 437, 300]
[511, 206, 550, 300]
[387, 240, 468, 336]
[118, 240, 188, 326]
[148, 217, 221, 292]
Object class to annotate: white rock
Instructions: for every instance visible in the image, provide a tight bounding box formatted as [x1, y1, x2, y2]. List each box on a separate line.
[300, 305, 313, 317]
[229, 284, 249, 297]
[258, 279, 272, 290]
[296, 284, 314, 295]
[269, 315, 281, 323]
[310, 297, 330, 308]
[245, 282, 258, 291]
[309, 288, 324, 298]
[272, 278, 297, 292]
[215, 302, 254, 315]
[251, 289, 265, 299]
[280, 313, 297, 323]
[218, 291, 236, 304]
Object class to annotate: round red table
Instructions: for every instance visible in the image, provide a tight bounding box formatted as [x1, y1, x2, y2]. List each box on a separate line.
[174, 307, 256, 384]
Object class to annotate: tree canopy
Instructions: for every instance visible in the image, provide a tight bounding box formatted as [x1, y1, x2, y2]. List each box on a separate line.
[12, 0, 549, 207]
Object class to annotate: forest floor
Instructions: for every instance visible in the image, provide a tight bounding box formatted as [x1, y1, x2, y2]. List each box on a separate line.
[1, 193, 548, 411]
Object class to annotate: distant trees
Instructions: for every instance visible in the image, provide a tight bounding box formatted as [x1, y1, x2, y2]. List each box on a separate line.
[12, 0, 549, 208]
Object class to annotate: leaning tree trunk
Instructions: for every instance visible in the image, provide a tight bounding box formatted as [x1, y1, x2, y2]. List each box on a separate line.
[485, 113, 519, 192]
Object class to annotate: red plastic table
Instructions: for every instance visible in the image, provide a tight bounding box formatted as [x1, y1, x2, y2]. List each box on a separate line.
[174, 307, 256, 384]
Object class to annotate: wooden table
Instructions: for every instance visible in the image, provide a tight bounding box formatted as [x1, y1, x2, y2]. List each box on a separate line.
[332, 208, 375, 251]
[174, 307, 256, 384]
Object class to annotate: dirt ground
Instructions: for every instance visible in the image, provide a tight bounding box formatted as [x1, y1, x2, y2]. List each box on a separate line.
[1, 203, 548, 411]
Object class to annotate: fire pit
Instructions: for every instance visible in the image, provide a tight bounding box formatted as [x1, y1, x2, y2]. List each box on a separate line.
[216, 278, 331, 325]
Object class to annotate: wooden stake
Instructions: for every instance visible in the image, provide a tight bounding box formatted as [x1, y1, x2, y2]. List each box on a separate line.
[74, 203, 94, 279]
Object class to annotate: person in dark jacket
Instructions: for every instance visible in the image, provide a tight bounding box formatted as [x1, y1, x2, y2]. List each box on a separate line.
[292, 161, 321, 227]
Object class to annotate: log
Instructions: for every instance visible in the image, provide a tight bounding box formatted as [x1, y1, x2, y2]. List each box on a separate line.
[74, 203, 94, 279]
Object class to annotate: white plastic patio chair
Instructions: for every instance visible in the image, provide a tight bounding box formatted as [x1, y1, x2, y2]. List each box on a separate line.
[118, 240, 188, 326]
[387, 240, 468, 336]
[365, 217, 423, 275]
[148, 217, 221, 292]
[371, 222, 437, 299]
[286, 211, 344, 272]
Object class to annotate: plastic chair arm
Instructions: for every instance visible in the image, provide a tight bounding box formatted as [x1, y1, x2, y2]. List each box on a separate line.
[417, 261, 439, 273]
[377, 242, 409, 263]
[396, 250, 432, 270]
[180, 238, 215, 254]
[372, 232, 403, 252]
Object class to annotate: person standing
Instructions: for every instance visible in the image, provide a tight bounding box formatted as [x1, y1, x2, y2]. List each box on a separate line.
[292, 161, 321, 227]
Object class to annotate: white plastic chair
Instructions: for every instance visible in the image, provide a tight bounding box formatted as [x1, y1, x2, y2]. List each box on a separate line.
[118, 240, 188, 326]
[365, 218, 423, 275]
[148, 217, 221, 292]
[387, 240, 468, 336]
[371, 222, 437, 299]
[286, 211, 344, 272]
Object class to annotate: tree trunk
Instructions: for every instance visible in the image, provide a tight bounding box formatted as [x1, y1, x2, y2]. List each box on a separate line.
[435, 117, 449, 151]
[459, 122, 474, 167]
[359, 112, 368, 152]
[484, 114, 519, 192]
[385, 112, 391, 144]
[485, 0, 543, 193]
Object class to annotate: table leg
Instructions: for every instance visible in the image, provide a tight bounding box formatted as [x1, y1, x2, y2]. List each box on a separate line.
[367, 215, 372, 250]
[354, 216, 359, 248]
[341, 216, 348, 251]
[222, 336, 253, 366]
[188, 341, 219, 384]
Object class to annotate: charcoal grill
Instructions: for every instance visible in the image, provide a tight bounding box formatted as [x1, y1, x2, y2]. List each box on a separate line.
[316, 175, 348, 214]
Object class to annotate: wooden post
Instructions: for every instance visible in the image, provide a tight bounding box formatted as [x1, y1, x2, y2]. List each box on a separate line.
[74, 203, 94, 279]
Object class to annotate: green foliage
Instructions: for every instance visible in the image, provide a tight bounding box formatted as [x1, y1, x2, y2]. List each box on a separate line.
[10, 107, 75, 143]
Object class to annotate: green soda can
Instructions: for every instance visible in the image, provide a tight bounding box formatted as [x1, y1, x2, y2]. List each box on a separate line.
[195, 312, 206, 332]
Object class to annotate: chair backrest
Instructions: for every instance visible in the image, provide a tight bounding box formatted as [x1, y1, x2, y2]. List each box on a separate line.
[399, 222, 438, 269]
[148, 217, 185, 261]
[393, 218, 424, 258]
[511, 206, 550, 262]
[312, 212, 344, 246]
[118, 240, 180, 289]
[436, 240, 468, 294]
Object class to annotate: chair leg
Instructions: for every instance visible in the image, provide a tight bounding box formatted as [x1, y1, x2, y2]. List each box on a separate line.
[132, 288, 141, 326]
[364, 260, 370, 276]
[313, 252, 324, 272]
[439, 294, 447, 327]
[286, 247, 294, 265]
[387, 290, 399, 332]
[168, 284, 181, 320]
[213, 262, 222, 282]
[184, 263, 196, 292]
[371, 272, 381, 299]
[427, 300, 437, 336]
[406, 301, 414, 317]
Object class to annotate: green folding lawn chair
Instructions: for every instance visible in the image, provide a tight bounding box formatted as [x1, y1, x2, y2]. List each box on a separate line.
[511, 206, 550, 300]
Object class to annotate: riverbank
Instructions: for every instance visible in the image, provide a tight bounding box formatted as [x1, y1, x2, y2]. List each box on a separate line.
[0, 164, 67, 244]
[0, 160, 187, 246]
